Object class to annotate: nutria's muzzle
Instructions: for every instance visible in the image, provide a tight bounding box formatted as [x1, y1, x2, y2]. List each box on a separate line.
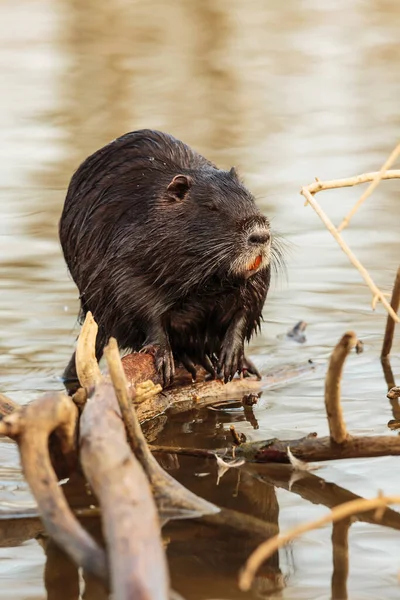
[229, 221, 271, 279]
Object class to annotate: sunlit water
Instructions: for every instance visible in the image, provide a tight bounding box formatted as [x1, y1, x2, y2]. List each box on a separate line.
[0, 0, 400, 598]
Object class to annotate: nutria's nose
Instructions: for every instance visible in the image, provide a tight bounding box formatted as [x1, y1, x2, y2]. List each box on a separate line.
[248, 230, 270, 245]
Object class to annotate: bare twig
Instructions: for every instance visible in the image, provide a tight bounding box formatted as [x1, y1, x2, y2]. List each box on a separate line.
[337, 144, 400, 232]
[381, 267, 400, 359]
[305, 170, 400, 195]
[325, 332, 357, 444]
[301, 186, 399, 323]
[239, 495, 400, 591]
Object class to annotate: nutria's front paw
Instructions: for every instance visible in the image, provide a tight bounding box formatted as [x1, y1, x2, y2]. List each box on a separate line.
[180, 352, 216, 381]
[141, 343, 175, 388]
[218, 342, 244, 383]
[200, 353, 217, 379]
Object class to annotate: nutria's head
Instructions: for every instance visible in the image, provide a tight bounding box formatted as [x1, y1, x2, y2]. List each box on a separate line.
[61, 129, 275, 294]
[154, 166, 272, 287]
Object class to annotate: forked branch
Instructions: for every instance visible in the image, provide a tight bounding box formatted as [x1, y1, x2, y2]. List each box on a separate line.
[301, 184, 399, 323]
[301, 152, 400, 323]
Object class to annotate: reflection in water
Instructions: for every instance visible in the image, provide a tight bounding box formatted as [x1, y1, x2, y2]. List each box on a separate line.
[1, 0, 400, 598]
[331, 519, 350, 600]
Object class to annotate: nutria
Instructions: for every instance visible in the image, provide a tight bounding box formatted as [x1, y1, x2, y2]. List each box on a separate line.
[60, 129, 275, 387]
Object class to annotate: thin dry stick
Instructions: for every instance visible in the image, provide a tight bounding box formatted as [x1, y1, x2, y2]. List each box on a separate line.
[239, 495, 400, 591]
[305, 170, 400, 195]
[325, 332, 357, 444]
[381, 267, 400, 359]
[301, 186, 399, 323]
[338, 144, 400, 232]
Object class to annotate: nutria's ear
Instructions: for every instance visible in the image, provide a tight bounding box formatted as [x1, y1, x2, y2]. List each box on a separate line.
[229, 166, 239, 180]
[167, 174, 192, 201]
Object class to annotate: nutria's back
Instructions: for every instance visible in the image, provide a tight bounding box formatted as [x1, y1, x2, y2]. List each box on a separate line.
[60, 129, 273, 386]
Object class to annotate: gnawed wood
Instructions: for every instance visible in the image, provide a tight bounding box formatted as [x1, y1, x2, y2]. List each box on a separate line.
[126, 354, 315, 423]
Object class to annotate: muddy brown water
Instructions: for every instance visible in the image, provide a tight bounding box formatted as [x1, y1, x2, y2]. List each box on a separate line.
[1, 0, 400, 598]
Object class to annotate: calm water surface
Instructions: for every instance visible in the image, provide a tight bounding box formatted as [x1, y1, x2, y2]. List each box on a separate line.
[0, 0, 400, 598]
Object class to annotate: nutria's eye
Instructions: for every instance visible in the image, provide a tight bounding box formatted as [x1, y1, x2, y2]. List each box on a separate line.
[167, 174, 192, 202]
[205, 203, 219, 212]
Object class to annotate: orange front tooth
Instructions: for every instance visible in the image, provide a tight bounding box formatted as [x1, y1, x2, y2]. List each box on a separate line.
[248, 255, 262, 271]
